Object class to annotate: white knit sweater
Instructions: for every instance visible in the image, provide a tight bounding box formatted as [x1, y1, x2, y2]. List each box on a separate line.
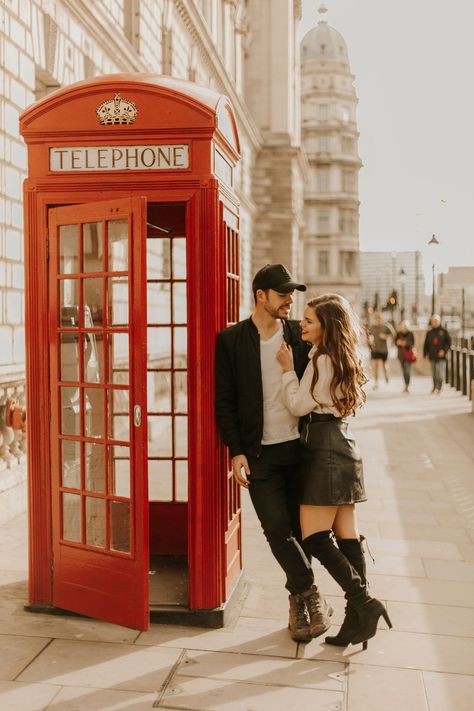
[281, 348, 343, 418]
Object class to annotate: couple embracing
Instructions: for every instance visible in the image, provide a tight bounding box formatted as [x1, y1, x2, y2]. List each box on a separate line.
[215, 264, 391, 648]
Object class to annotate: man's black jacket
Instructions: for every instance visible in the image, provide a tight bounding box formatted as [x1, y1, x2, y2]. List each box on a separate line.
[423, 326, 452, 360]
[214, 318, 310, 458]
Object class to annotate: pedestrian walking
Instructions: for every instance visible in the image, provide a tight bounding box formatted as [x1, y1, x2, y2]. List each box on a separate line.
[395, 320, 416, 393]
[215, 264, 333, 643]
[423, 315, 451, 394]
[367, 313, 395, 389]
[276, 294, 392, 649]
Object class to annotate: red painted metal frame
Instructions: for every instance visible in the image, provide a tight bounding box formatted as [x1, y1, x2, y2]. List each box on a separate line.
[219, 198, 242, 600]
[20, 74, 242, 626]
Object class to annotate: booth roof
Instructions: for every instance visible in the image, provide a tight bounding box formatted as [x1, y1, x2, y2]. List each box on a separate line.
[20, 72, 241, 158]
[21, 72, 229, 118]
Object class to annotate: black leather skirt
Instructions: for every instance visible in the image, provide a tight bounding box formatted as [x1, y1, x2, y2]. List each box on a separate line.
[299, 412, 366, 505]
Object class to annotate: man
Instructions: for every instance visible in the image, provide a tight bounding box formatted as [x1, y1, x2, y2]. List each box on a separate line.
[215, 264, 332, 642]
[395, 320, 416, 393]
[423, 314, 451, 393]
[368, 313, 395, 389]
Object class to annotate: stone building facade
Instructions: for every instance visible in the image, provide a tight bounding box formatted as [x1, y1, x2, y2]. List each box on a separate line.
[300, 7, 361, 306]
[244, 0, 306, 286]
[0, 0, 305, 518]
[438, 267, 474, 328]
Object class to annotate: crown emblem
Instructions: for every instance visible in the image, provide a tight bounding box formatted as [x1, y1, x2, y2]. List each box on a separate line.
[96, 93, 138, 125]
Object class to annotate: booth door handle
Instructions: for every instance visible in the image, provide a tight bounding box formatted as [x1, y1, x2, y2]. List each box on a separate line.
[133, 405, 142, 427]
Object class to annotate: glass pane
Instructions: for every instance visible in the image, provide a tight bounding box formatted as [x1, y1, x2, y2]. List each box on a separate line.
[61, 387, 81, 436]
[148, 327, 171, 369]
[109, 445, 130, 498]
[108, 389, 130, 441]
[86, 497, 106, 548]
[147, 237, 170, 279]
[173, 282, 187, 323]
[59, 224, 78, 274]
[61, 439, 81, 489]
[148, 460, 173, 501]
[174, 372, 187, 412]
[84, 278, 104, 327]
[148, 416, 172, 456]
[173, 327, 187, 368]
[107, 332, 129, 384]
[83, 222, 103, 273]
[60, 333, 79, 382]
[172, 237, 186, 279]
[62, 492, 81, 542]
[59, 280, 79, 327]
[174, 416, 188, 457]
[147, 371, 171, 412]
[85, 442, 105, 492]
[84, 388, 104, 439]
[175, 460, 188, 502]
[147, 282, 171, 324]
[110, 500, 130, 553]
[109, 277, 129, 326]
[108, 220, 128, 271]
[84, 332, 104, 384]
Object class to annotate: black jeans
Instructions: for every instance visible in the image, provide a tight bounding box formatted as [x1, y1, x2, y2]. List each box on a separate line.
[247, 439, 314, 595]
[399, 358, 412, 386]
[430, 359, 445, 391]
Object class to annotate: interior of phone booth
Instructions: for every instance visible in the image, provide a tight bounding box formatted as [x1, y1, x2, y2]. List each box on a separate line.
[145, 201, 189, 611]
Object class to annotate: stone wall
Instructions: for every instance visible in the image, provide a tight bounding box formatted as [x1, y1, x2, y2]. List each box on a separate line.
[0, 0, 306, 519]
[0, 0, 256, 519]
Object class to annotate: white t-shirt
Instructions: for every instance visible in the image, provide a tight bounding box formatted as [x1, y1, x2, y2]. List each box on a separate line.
[281, 348, 343, 418]
[260, 323, 300, 444]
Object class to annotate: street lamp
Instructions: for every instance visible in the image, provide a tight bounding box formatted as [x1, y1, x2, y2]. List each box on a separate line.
[399, 268, 407, 321]
[427, 234, 440, 316]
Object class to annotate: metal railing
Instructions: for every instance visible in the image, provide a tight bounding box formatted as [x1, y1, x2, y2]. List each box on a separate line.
[447, 336, 474, 400]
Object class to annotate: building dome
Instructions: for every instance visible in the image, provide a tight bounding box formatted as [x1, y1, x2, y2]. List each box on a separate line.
[301, 21, 349, 63]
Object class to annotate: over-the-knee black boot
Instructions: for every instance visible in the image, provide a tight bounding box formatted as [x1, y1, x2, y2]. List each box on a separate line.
[303, 531, 391, 647]
[325, 537, 366, 647]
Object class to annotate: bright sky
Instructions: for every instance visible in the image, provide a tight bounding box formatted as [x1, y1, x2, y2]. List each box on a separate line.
[300, 0, 474, 285]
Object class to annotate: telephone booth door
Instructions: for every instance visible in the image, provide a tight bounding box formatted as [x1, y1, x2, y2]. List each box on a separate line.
[48, 196, 149, 630]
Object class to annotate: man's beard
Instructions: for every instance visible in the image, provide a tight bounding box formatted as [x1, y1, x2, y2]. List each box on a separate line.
[264, 303, 290, 319]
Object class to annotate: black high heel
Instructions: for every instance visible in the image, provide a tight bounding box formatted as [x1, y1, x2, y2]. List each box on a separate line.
[351, 601, 392, 645]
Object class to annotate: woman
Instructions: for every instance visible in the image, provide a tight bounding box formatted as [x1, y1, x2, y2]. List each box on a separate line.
[276, 295, 392, 648]
[395, 321, 416, 393]
[367, 313, 395, 389]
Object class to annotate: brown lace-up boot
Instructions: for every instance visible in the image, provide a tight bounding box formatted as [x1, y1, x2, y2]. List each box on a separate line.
[288, 592, 312, 642]
[300, 585, 333, 637]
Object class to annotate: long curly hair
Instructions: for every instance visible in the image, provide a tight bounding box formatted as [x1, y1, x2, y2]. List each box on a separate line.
[307, 294, 368, 417]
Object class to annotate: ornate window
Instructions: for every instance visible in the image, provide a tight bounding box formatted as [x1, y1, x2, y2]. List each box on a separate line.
[317, 208, 330, 234]
[340, 251, 357, 277]
[317, 167, 329, 192]
[318, 250, 330, 276]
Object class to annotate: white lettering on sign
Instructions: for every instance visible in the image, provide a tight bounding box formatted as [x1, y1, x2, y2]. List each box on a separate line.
[49, 145, 189, 171]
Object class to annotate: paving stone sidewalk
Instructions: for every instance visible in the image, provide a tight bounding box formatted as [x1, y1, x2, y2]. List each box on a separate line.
[1, 375, 473, 710]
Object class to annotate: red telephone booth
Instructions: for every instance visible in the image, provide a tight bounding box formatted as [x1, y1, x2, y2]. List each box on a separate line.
[19, 74, 242, 631]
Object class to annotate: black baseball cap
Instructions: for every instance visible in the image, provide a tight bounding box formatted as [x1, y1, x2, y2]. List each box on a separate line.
[252, 264, 306, 294]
